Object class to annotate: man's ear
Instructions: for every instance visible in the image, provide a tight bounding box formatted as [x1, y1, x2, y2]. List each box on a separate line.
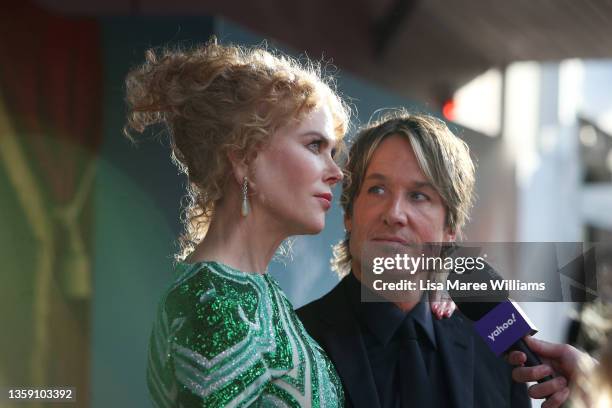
[443, 212, 456, 243]
[344, 212, 352, 233]
[444, 227, 457, 243]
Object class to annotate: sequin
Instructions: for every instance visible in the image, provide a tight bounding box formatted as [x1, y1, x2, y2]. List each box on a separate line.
[146, 261, 344, 407]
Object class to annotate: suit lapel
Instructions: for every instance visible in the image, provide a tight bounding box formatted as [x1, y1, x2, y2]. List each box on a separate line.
[315, 278, 381, 408]
[435, 316, 474, 408]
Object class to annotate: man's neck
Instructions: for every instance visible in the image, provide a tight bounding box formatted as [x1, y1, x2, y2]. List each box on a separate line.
[351, 264, 421, 313]
[394, 300, 420, 312]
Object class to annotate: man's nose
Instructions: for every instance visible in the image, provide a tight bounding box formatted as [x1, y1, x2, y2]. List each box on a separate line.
[382, 195, 408, 226]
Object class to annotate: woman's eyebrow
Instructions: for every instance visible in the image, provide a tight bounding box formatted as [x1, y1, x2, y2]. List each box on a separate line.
[300, 131, 334, 143]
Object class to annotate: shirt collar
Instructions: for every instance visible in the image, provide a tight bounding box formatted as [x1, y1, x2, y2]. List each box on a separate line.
[346, 272, 437, 349]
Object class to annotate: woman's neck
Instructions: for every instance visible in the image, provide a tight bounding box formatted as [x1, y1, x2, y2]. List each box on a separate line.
[185, 199, 286, 274]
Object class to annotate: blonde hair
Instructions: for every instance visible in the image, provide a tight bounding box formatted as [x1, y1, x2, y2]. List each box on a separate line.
[124, 38, 350, 260]
[332, 110, 475, 276]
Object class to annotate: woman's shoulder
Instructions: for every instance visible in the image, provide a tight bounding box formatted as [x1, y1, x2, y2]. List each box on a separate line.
[148, 261, 280, 406]
[164, 261, 265, 314]
[158, 261, 271, 359]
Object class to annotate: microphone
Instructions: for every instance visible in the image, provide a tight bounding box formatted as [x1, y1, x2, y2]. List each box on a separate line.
[446, 260, 554, 384]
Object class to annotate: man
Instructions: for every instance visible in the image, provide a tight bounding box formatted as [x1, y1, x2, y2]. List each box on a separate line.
[297, 111, 531, 407]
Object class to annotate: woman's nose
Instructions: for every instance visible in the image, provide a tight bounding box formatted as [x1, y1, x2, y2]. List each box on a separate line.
[325, 160, 344, 186]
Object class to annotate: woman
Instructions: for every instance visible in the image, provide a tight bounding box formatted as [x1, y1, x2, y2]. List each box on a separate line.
[125, 39, 454, 407]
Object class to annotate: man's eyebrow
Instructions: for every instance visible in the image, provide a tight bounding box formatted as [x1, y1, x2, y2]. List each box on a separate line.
[413, 181, 435, 189]
[364, 173, 387, 181]
[364, 173, 435, 189]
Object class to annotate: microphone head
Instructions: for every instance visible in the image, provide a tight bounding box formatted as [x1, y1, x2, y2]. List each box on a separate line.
[443, 254, 540, 357]
[446, 260, 509, 321]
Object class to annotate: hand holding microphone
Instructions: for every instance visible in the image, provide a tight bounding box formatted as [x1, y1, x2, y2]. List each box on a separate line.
[445, 258, 564, 403]
[507, 336, 596, 408]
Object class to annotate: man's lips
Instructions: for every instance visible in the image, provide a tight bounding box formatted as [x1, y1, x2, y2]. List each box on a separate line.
[371, 236, 409, 245]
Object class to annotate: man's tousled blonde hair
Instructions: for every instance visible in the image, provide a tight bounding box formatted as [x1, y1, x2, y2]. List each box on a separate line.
[332, 109, 476, 277]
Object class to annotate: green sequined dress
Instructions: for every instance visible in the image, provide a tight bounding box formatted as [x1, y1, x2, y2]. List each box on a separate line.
[147, 261, 344, 407]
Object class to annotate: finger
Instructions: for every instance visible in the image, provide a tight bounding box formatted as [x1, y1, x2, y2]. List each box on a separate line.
[430, 303, 442, 319]
[441, 304, 451, 318]
[528, 376, 567, 399]
[523, 336, 567, 360]
[433, 292, 455, 319]
[512, 364, 554, 383]
[445, 301, 456, 317]
[438, 301, 450, 317]
[430, 298, 450, 319]
[507, 351, 527, 366]
[541, 387, 570, 408]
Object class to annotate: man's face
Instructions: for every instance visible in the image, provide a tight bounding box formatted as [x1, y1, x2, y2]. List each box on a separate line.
[345, 134, 456, 277]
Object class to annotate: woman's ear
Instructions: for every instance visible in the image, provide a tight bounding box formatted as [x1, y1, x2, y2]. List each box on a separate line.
[228, 146, 261, 184]
[227, 148, 249, 185]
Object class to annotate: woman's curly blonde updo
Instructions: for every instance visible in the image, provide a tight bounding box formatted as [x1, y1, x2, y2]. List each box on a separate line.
[124, 38, 350, 260]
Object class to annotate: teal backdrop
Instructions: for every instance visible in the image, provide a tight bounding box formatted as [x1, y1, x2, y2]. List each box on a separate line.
[0, 11, 440, 408]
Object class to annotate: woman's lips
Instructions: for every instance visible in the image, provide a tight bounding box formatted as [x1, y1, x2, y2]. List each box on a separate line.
[314, 193, 332, 210]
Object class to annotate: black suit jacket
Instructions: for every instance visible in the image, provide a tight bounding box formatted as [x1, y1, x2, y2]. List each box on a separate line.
[297, 275, 531, 408]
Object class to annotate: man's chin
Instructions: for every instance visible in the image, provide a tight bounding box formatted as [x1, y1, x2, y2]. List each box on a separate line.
[365, 240, 425, 259]
[359, 270, 426, 303]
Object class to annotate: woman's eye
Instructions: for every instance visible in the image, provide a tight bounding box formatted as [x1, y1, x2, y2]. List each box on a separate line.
[307, 140, 323, 153]
[367, 185, 385, 195]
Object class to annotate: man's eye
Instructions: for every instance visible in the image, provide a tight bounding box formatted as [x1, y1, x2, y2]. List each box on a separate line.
[411, 192, 429, 201]
[368, 186, 385, 195]
[307, 140, 322, 153]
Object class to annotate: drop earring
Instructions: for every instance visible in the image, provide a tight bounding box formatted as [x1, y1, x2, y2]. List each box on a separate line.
[241, 176, 250, 217]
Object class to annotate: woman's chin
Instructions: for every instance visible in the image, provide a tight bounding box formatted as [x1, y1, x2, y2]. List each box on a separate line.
[300, 219, 325, 235]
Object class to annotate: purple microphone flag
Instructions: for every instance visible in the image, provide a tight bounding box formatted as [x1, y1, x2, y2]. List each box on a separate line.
[473, 300, 538, 356]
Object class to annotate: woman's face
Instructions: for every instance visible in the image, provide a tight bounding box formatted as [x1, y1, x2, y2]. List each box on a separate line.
[250, 104, 343, 236]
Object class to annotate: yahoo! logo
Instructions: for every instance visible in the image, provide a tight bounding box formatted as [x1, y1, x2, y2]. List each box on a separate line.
[474, 301, 537, 356]
[487, 313, 517, 342]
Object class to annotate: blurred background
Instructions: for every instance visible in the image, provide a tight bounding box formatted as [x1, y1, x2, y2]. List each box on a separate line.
[2, 1, 612, 406]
